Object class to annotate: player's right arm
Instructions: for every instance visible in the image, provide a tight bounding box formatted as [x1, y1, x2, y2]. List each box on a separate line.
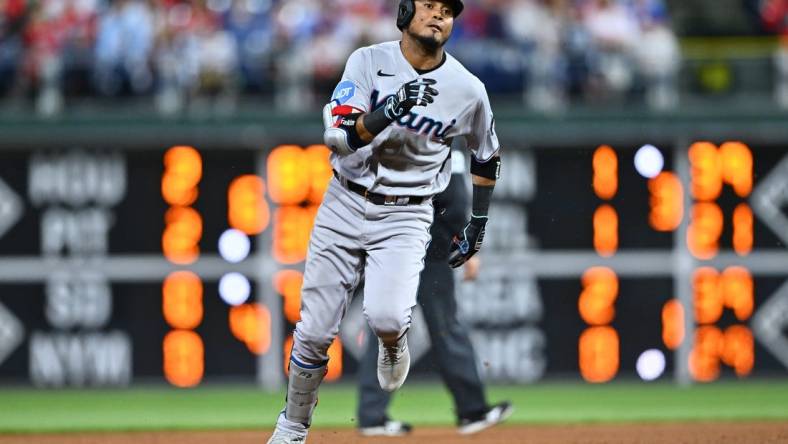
[323, 49, 438, 155]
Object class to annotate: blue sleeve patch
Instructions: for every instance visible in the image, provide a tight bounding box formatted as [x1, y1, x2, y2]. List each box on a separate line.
[331, 80, 356, 104]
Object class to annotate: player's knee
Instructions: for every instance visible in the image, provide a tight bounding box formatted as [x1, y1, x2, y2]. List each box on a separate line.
[365, 306, 410, 342]
[293, 327, 334, 363]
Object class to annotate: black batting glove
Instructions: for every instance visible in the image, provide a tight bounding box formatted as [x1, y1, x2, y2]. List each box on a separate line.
[448, 215, 488, 268]
[384, 78, 438, 120]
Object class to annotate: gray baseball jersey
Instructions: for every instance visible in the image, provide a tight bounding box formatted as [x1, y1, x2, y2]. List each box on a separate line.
[290, 42, 498, 369]
[330, 40, 499, 197]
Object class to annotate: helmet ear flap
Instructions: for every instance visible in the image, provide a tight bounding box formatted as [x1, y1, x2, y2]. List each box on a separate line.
[396, 0, 415, 30]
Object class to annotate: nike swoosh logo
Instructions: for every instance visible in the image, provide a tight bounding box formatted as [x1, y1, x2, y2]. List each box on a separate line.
[377, 69, 395, 77]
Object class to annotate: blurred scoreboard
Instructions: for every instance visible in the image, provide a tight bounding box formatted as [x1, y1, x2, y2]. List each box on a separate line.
[0, 141, 786, 388]
[461, 142, 788, 384]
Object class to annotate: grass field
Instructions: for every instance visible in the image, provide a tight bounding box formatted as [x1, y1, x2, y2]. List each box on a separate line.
[1, 380, 787, 434]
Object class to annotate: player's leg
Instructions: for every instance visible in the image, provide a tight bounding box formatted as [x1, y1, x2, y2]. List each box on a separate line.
[418, 260, 487, 416]
[355, 326, 413, 436]
[357, 326, 392, 425]
[269, 180, 365, 443]
[362, 202, 432, 392]
[419, 260, 513, 434]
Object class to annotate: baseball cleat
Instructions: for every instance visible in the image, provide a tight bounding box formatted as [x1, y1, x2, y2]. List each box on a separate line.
[457, 401, 514, 435]
[377, 335, 410, 392]
[359, 417, 413, 436]
[267, 412, 308, 444]
[266, 428, 306, 444]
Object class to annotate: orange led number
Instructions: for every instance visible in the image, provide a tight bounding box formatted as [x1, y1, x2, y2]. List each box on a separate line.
[267, 145, 310, 205]
[229, 304, 272, 355]
[162, 206, 203, 264]
[648, 172, 683, 232]
[721, 325, 754, 377]
[719, 142, 753, 197]
[273, 206, 318, 264]
[228, 175, 270, 235]
[721, 267, 754, 321]
[592, 145, 617, 200]
[686, 141, 752, 257]
[689, 266, 755, 382]
[686, 203, 723, 259]
[689, 324, 754, 381]
[688, 142, 722, 201]
[161, 146, 204, 388]
[692, 267, 722, 324]
[693, 266, 754, 324]
[661, 299, 685, 350]
[689, 325, 723, 382]
[579, 267, 618, 325]
[579, 326, 619, 383]
[163, 330, 204, 388]
[593, 204, 618, 257]
[578, 267, 619, 383]
[162, 146, 202, 206]
[732, 203, 753, 256]
[163, 271, 204, 330]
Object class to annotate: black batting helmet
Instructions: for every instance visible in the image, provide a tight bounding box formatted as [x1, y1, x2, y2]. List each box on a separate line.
[396, 0, 464, 30]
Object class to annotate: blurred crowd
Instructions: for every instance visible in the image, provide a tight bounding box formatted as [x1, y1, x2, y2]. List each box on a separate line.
[762, 0, 788, 107]
[0, 0, 735, 116]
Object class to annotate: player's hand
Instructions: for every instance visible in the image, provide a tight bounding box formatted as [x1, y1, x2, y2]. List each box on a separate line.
[448, 215, 488, 268]
[462, 256, 481, 281]
[384, 78, 438, 120]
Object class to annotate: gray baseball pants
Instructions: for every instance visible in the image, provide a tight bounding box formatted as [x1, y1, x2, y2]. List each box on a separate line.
[291, 177, 433, 365]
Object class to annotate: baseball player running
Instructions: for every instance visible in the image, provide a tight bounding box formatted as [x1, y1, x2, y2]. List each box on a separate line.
[356, 153, 513, 437]
[267, 0, 501, 442]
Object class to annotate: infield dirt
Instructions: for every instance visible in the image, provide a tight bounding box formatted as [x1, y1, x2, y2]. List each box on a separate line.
[1, 422, 787, 444]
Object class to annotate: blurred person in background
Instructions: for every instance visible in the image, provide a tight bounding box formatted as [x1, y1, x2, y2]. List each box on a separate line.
[94, 0, 155, 97]
[356, 153, 513, 437]
[21, 0, 65, 115]
[308, 0, 398, 94]
[504, 0, 569, 112]
[61, 0, 98, 99]
[223, 0, 274, 95]
[271, 0, 398, 111]
[445, 1, 525, 98]
[337, 0, 400, 45]
[0, 0, 27, 100]
[154, 0, 234, 116]
[560, 1, 592, 104]
[193, 7, 239, 115]
[761, 0, 788, 108]
[270, 0, 322, 111]
[153, 0, 200, 114]
[20, 0, 96, 115]
[305, 5, 358, 99]
[581, 0, 640, 102]
[630, 0, 679, 110]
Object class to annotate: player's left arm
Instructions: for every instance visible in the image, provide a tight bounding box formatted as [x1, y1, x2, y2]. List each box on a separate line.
[448, 157, 500, 268]
[448, 86, 501, 268]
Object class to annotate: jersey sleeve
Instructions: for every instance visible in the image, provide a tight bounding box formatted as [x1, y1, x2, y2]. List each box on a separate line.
[329, 47, 372, 113]
[466, 84, 500, 162]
